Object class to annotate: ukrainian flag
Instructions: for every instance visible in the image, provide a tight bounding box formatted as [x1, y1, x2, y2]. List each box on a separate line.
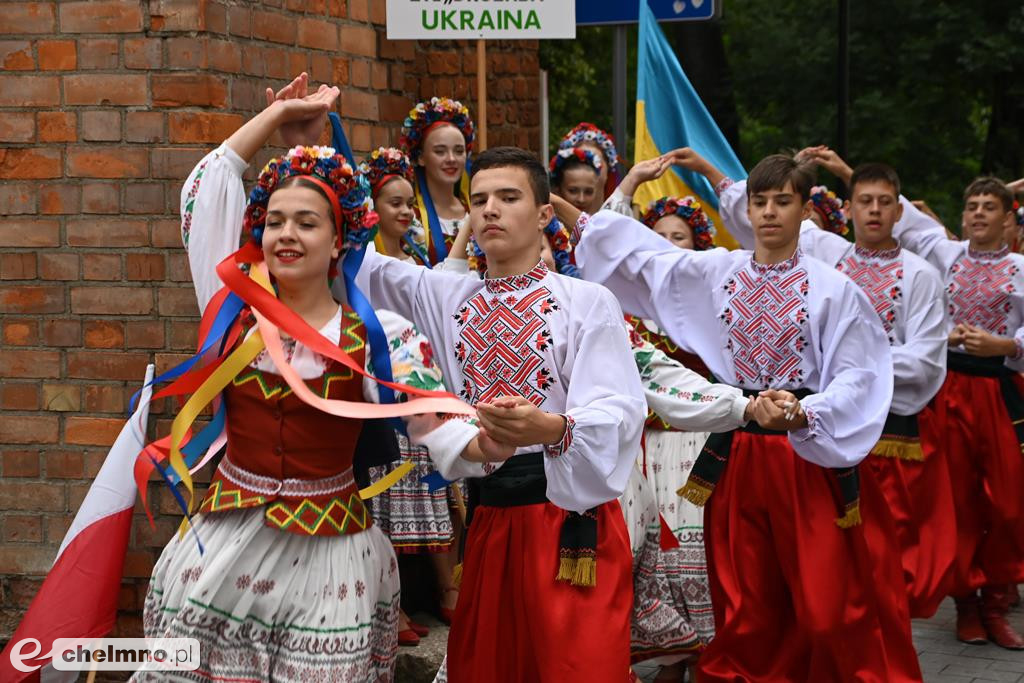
[634, 0, 746, 248]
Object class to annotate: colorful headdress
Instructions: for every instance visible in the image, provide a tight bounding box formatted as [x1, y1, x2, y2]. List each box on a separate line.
[244, 145, 378, 264]
[1015, 200, 1024, 230]
[558, 122, 619, 170]
[358, 147, 415, 198]
[399, 97, 476, 163]
[468, 218, 578, 278]
[640, 196, 715, 251]
[809, 185, 849, 236]
[549, 148, 603, 189]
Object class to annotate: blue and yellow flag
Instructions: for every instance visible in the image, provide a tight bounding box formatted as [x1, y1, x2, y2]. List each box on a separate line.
[635, 0, 746, 248]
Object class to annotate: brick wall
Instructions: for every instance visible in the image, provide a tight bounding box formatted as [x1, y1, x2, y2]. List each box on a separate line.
[0, 0, 539, 641]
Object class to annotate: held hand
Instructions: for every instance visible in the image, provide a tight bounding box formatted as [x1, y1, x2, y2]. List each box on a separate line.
[264, 73, 339, 147]
[617, 156, 673, 197]
[800, 146, 853, 184]
[752, 394, 808, 432]
[961, 325, 1019, 357]
[663, 147, 726, 188]
[948, 323, 968, 347]
[474, 396, 567, 447]
[474, 427, 517, 462]
[1007, 177, 1024, 193]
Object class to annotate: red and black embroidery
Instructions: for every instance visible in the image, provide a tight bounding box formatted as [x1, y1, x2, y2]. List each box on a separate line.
[836, 246, 904, 343]
[948, 249, 1019, 336]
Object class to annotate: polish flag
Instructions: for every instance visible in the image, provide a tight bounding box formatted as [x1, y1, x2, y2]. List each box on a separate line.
[1, 366, 155, 682]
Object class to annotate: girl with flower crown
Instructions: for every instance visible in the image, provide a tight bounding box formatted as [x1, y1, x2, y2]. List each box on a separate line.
[549, 147, 605, 214]
[133, 74, 506, 682]
[399, 97, 476, 266]
[558, 122, 623, 214]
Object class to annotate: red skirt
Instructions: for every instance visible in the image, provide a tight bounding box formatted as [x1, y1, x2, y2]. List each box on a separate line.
[939, 370, 1024, 594]
[866, 406, 956, 618]
[446, 500, 633, 682]
[698, 432, 921, 683]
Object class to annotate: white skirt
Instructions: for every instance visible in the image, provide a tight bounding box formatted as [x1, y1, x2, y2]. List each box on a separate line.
[133, 508, 400, 682]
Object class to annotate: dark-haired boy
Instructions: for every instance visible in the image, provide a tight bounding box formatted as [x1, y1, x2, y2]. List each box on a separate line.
[576, 155, 922, 682]
[353, 147, 646, 680]
[888, 175, 1024, 649]
[688, 147, 955, 620]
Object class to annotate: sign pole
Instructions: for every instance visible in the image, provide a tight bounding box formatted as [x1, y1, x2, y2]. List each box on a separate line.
[612, 25, 628, 162]
[477, 39, 488, 151]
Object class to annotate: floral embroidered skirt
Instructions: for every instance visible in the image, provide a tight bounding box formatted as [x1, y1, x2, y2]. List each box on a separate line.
[133, 507, 400, 682]
[641, 429, 715, 644]
[367, 434, 461, 554]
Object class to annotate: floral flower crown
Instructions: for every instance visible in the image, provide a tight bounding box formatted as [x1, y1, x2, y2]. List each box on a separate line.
[399, 97, 475, 162]
[640, 196, 715, 251]
[558, 122, 619, 169]
[358, 147, 415, 197]
[1014, 200, 1024, 230]
[244, 146, 378, 258]
[810, 185, 849, 236]
[468, 218, 578, 278]
[549, 148, 603, 188]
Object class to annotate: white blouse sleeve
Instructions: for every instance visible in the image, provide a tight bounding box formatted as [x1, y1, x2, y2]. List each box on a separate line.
[889, 256, 948, 414]
[601, 187, 636, 218]
[181, 144, 249, 314]
[892, 196, 963, 273]
[792, 271, 894, 467]
[631, 336, 749, 432]
[542, 290, 647, 513]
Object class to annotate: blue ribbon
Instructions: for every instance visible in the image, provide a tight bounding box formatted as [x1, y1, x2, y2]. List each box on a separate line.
[415, 167, 449, 264]
[402, 231, 433, 269]
[421, 471, 452, 493]
[328, 113, 356, 167]
[150, 454, 205, 555]
[162, 402, 227, 486]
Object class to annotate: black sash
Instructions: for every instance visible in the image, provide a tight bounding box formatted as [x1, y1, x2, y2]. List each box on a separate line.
[467, 452, 599, 588]
[947, 351, 1024, 450]
[872, 412, 923, 461]
[679, 388, 862, 529]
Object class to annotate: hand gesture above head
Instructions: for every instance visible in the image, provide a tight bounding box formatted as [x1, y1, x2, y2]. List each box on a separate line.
[795, 145, 853, 185]
[265, 72, 340, 148]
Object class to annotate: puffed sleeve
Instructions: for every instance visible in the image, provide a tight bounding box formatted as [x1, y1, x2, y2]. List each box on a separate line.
[791, 270, 894, 467]
[892, 196, 963, 273]
[601, 187, 636, 218]
[889, 255, 948, 414]
[180, 143, 249, 314]
[542, 290, 647, 513]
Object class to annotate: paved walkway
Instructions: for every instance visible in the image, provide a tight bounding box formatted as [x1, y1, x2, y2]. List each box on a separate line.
[634, 598, 1024, 682]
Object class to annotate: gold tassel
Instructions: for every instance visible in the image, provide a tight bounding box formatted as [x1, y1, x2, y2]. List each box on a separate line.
[571, 557, 596, 587]
[834, 504, 862, 529]
[677, 480, 712, 507]
[452, 562, 463, 589]
[556, 557, 576, 583]
[871, 438, 924, 462]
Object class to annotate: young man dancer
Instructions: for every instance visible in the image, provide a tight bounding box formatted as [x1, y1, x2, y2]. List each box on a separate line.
[891, 176, 1024, 649]
[575, 155, 922, 682]
[354, 147, 646, 681]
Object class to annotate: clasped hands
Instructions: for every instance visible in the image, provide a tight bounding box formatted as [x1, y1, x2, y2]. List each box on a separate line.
[744, 389, 808, 432]
[948, 323, 1019, 357]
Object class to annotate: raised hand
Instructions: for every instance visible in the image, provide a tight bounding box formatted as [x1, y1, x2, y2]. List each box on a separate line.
[617, 155, 673, 197]
[663, 147, 726, 188]
[265, 72, 339, 148]
[798, 146, 853, 185]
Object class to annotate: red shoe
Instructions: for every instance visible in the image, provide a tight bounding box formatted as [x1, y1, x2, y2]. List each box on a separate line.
[438, 587, 458, 625]
[982, 585, 1024, 650]
[398, 628, 420, 647]
[408, 620, 430, 637]
[954, 594, 988, 645]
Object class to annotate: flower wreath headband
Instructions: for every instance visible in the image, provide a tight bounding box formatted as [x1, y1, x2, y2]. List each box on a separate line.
[358, 147, 431, 264]
[1014, 200, 1024, 230]
[810, 185, 849, 236]
[549, 148, 603, 188]
[640, 196, 715, 251]
[558, 122, 619, 169]
[399, 96, 476, 163]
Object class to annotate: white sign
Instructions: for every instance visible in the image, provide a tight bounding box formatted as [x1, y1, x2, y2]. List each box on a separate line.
[386, 0, 576, 40]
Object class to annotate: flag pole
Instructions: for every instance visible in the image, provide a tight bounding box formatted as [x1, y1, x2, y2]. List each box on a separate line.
[477, 39, 488, 150]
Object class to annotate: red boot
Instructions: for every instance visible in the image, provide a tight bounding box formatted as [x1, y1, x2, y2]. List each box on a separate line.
[981, 585, 1024, 650]
[954, 593, 988, 645]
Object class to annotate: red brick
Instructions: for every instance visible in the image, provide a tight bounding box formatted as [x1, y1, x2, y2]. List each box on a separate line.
[39, 183, 81, 215]
[150, 147, 204, 179]
[167, 252, 192, 282]
[228, 5, 251, 37]
[340, 24, 376, 58]
[0, 285, 63, 314]
[77, 37, 119, 69]
[37, 111, 75, 142]
[297, 18, 338, 51]
[125, 253, 166, 281]
[0, 112, 34, 143]
[3, 319, 37, 345]
[332, 56, 350, 86]
[0, 252, 36, 279]
[41, 383, 79, 411]
[2, 450, 41, 477]
[0, 220, 58, 250]
[380, 38, 414, 61]
[3, 515, 43, 542]
[252, 10, 297, 44]
[67, 217, 148, 246]
[152, 74, 227, 107]
[124, 37, 162, 69]
[206, 0, 227, 32]
[351, 59, 369, 88]
[84, 384, 125, 412]
[67, 351, 150, 381]
[0, 40, 33, 70]
[38, 40, 76, 70]
[370, 61, 388, 90]
[265, 48, 291, 80]
[0, 75, 59, 106]
[328, 0, 347, 18]
[0, 3, 57, 34]
[81, 110, 122, 142]
[122, 550, 155, 578]
[45, 450, 84, 479]
[65, 417, 128, 445]
[126, 320, 165, 349]
[0, 349, 61, 378]
[168, 321, 198, 351]
[46, 514, 73, 542]
[82, 182, 120, 213]
[124, 183, 165, 214]
[59, 1, 143, 33]
[0, 416, 59, 445]
[168, 112, 243, 145]
[125, 111, 164, 143]
[292, 52, 311, 80]
[341, 90, 378, 121]
[42, 319, 80, 347]
[207, 38, 241, 73]
[38, 253, 79, 281]
[67, 147, 148, 179]
[2, 384, 40, 410]
[84, 320, 125, 348]
[158, 287, 198, 316]
[349, 0, 369, 22]
[0, 184, 35, 214]
[72, 287, 152, 315]
[82, 253, 121, 280]
[65, 74, 147, 105]
[166, 36, 207, 69]
[150, 0, 205, 31]
[229, 78, 263, 111]
[150, 218, 181, 247]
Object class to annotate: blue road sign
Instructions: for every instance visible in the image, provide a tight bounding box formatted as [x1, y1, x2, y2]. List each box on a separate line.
[577, 0, 718, 26]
